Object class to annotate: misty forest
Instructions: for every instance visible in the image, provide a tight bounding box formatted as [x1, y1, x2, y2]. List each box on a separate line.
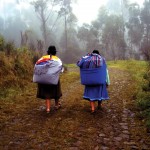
[0, 0, 150, 62]
[0, 0, 150, 149]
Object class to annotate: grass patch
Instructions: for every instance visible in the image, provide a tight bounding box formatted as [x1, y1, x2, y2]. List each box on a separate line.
[61, 65, 80, 84]
[108, 60, 150, 130]
[108, 60, 147, 78]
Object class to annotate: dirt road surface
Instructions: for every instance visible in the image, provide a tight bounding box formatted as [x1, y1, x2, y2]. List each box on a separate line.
[0, 67, 150, 150]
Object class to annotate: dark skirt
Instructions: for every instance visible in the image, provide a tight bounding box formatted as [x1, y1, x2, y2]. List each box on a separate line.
[83, 84, 109, 101]
[37, 81, 62, 100]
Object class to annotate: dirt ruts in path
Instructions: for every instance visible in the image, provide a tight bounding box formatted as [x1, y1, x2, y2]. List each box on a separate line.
[60, 67, 150, 150]
[0, 67, 150, 150]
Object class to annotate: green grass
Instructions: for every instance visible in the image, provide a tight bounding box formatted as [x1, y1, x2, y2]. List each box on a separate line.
[108, 60, 147, 89]
[108, 60, 147, 78]
[108, 60, 150, 130]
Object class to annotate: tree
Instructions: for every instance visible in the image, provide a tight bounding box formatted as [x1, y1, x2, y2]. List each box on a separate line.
[140, 0, 150, 60]
[77, 7, 109, 53]
[31, 0, 61, 50]
[77, 23, 101, 53]
[59, 12, 80, 63]
[90, 7, 108, 53]
[102, 14, 126, 60]
[77, 23, 91, 51]
[58, 0, 81, 63]
[58, 0, 76, 51]
[126, 3, 143, 59]
[31, 0, 49, 49]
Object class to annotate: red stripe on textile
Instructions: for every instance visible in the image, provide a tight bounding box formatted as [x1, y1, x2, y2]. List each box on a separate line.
[36, 58, 51, 64]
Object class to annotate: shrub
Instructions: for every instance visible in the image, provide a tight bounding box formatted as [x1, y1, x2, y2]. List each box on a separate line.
[136, 63, 150, 130]
[0, 46, 34, 98]
[137, 92, 150, 110]
[0, 35, 5, 51]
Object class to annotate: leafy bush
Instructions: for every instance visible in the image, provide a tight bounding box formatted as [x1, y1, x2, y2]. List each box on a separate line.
[136, 64, 150, 130]
[0, 46, 34, 98]
[137, 92, 150, 110]
[142, 68, 150, 91]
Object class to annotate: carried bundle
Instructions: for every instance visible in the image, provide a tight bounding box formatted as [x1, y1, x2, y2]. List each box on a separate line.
[77, 53, 107, 85]
[33, 55, 62, 85]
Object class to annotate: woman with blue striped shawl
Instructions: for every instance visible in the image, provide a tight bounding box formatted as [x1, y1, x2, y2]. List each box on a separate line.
[77, 50, 110, 113]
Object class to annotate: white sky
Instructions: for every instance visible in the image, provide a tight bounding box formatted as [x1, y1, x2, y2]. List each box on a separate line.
[0, 0, 145, 25]
[73, 0, 145, 25]
[73, 0, 107, 25]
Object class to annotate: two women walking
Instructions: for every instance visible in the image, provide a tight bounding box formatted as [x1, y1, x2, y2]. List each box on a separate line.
[33, 46, 110, 114]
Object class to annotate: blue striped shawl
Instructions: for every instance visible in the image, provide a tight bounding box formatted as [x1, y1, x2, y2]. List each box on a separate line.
[77, 53, 104, 68]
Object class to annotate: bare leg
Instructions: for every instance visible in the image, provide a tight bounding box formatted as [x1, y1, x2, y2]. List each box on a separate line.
[90, 101, 95, 113]
[46, 99, 51, 113]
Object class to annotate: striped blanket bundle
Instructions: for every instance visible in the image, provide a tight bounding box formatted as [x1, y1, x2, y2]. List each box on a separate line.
[77, 53, 104, 69]
[77, 53, 107, 85]
[33, 55, 62, 85]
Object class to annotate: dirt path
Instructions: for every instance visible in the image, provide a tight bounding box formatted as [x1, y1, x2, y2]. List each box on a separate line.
[0, 67, 150, 150]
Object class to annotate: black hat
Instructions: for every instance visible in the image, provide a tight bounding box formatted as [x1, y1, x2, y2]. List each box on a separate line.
[92, 50, 99, 54]
[47, 45, 57, 55]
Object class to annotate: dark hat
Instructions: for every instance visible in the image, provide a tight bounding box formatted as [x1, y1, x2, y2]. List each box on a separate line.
[47, 45, 57, 55]
[92, 50, 99, 54]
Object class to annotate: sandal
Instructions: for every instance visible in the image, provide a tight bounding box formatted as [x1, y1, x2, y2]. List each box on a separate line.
[54, 103, 61, 110]
[91, 109, 96, 114]
[97, 103, 103, 110]
[97, 106, 102, 110]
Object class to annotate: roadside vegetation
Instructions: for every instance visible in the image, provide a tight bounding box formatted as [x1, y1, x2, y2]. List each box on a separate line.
[0, 36, 38, 99]
[108, 60, 150, 131]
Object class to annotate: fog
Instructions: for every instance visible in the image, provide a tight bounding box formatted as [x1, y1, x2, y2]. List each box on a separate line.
[0, 0, 149, 62]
